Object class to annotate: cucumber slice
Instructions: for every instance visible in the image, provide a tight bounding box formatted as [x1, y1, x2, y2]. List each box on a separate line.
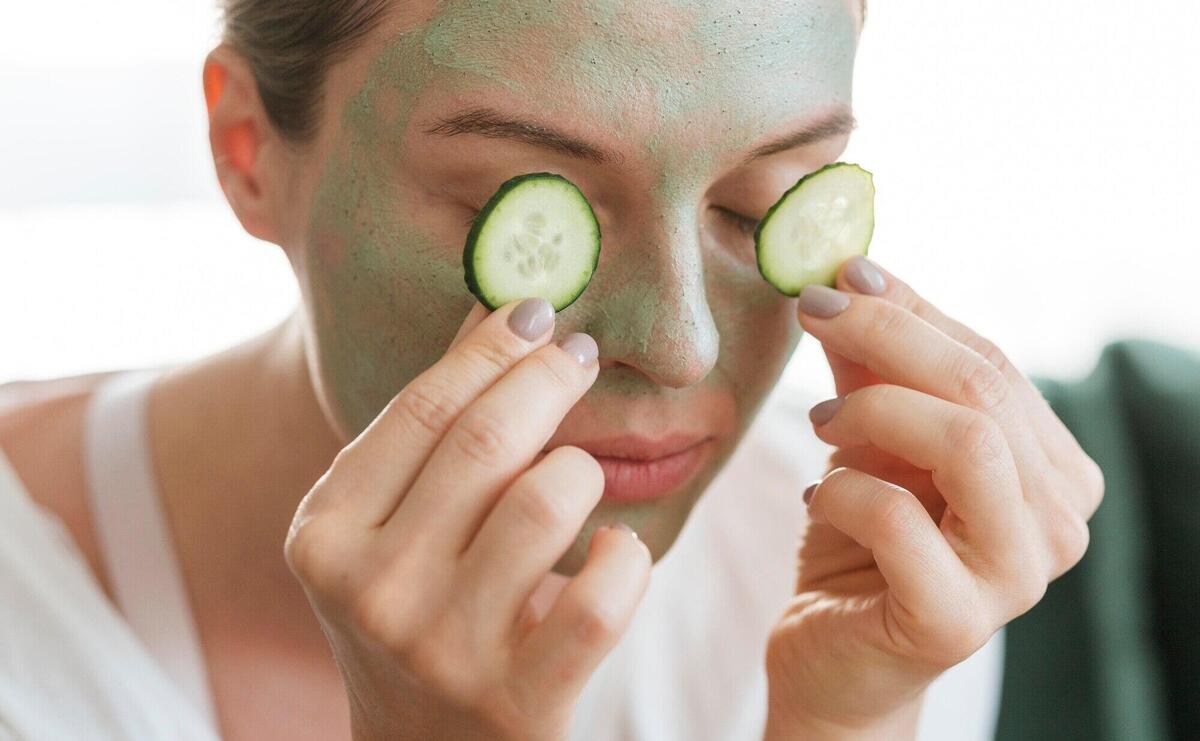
[754, 163, 875, 296]
[463, 172, 601, 312]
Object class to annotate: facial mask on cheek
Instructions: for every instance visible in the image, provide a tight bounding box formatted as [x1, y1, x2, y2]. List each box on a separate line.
[304, 31, 474, 438]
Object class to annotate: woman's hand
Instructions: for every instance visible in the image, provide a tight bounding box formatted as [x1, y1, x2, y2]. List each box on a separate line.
[764, 257, 1105, 740]
[284, 298, 650, 741]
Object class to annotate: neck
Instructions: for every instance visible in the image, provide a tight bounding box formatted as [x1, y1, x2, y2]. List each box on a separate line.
[148, 309, 344, 630]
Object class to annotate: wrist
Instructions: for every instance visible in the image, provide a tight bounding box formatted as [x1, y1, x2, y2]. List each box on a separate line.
[763, 696, 922, 741]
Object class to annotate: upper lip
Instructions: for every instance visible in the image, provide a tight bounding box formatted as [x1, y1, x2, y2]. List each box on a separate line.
[567, 433, 711, 462]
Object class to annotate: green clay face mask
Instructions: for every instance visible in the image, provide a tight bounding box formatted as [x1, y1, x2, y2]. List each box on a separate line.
[300, 0, 858, 572]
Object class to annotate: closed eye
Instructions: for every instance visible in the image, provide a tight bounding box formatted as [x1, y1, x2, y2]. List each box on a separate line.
[712, 206, 760, 237]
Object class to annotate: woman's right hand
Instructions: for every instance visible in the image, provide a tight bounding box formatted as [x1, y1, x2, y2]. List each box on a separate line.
[284, 297, 650, 741]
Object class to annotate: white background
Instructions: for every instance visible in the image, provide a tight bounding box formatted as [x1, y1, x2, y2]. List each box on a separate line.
[1, 1, 1197, 396]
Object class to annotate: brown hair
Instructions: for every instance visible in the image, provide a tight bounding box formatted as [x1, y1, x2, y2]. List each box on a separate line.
[219, 0, 390, 142]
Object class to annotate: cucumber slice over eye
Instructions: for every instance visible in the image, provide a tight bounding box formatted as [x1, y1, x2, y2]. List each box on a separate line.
[463, 172, 601, 312]
[754, 162, 876, 296]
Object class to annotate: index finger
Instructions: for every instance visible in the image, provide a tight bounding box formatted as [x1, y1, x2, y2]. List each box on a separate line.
[834, 256, 1083, 462]
[316, 297, 558, 524]
[837, 256, 1032, 399]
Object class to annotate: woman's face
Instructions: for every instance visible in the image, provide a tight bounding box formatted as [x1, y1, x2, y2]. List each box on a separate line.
[279, 0, 859, 573]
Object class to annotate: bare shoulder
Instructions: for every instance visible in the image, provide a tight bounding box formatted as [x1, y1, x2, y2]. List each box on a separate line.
[0, 372, 119, 596]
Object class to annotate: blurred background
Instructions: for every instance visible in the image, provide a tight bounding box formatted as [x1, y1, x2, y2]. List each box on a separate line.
[1, 1, 1197, 396]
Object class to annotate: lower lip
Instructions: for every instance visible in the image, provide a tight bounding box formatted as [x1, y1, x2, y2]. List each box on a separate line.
[594, 440, 712, 504]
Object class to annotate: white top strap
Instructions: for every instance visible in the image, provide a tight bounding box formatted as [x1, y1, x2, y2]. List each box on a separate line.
[83, 369, 218, 728]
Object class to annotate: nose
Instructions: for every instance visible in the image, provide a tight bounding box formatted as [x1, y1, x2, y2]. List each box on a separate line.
[577, 208, 720, 389]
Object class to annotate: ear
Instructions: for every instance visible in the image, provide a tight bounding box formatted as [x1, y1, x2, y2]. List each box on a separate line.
[203, 45, 281, 244]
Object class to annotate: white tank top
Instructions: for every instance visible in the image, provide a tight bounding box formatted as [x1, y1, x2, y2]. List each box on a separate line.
[0, 369, 1004, 740]
[0, 368, 219, 741]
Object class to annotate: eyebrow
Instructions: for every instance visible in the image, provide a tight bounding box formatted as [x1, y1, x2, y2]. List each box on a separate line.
[743, 107, 857, 163]
[424, 107, 619, 164]
[423, 105, 856, 166]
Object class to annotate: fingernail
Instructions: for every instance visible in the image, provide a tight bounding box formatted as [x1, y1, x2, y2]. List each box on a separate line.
[610, 521, 639, 540]
[557, 333, 599, 366]
[844, 256, 887, 296]
[797, 285, 850, 318]
[508, 298, 554, 341]
[802, 481, 819, 505]
[809, 397, 843, 426]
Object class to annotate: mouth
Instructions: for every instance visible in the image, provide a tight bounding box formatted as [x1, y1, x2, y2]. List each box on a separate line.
[571, 434, 715, 504]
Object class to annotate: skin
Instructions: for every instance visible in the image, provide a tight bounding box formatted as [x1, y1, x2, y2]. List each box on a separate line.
[763, 263, 1104, 738]
[0, 1, 1104, 738]
[295, 0, 859, 573]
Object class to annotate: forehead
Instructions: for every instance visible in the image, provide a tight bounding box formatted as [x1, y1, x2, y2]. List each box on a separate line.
[345, 0, 858, 187]
[417, 0, 857, 149]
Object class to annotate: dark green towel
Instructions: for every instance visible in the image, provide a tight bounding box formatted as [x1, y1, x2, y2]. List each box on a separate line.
[995, 339, 1200, 740]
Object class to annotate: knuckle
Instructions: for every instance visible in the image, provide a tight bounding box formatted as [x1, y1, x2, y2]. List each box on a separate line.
[971, 336, 1014, 376]
[846, 383, 891, 416]
[453, 410, 517, 467]
[1082, 457, 1106, 511]
[950, 411, 1008, 465]
[868, 487, 919, 542]
[284, 518, 336, 584]
[462, 338, 519, 379]
[395, 382, 459, 438]
[863, 299, 910, 345]
[1054, 515, 1091, 572]
[957, 356, 1010, 413]
[510, 480, 574, 534]
[992, 541, 1049, 616]
[1013, 570, 1049, 616]
[527, 347, 580, 392]
[571, 600, 622, 649]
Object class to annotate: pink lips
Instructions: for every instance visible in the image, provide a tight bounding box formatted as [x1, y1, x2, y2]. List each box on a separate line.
[572, 434, 714, 503]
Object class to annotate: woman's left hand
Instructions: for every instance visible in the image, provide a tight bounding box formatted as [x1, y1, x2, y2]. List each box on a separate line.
[763, 256, 1105, 740]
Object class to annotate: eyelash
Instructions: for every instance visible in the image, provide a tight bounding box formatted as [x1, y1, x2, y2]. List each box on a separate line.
[714, 206, 760, 237]
[463, 206, 483, 227]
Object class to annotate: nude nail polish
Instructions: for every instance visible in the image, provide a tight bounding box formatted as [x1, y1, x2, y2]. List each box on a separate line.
[809, 397, 844, 426]
[508, 298, 554, 340]
[558, 333, 599, 366]
[844, 256, 887, 295]
[797, 285, 850, 318]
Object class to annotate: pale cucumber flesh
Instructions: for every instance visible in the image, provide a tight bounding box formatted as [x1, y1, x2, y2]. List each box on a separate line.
[754, 163, 875, 296]
[464, 173, 601, 312]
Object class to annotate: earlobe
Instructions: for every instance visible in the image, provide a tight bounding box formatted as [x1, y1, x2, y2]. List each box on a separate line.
[203, 46, 279, 244]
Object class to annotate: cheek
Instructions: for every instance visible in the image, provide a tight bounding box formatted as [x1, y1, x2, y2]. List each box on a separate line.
[303, 187, 473, 438]
[709, 271, 802, 413]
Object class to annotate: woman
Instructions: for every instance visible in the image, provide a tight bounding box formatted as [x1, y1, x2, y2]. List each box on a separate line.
[0, 1, 1115, 739]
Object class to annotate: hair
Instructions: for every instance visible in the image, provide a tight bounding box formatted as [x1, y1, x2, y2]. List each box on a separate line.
[219, 0, 391, 142]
